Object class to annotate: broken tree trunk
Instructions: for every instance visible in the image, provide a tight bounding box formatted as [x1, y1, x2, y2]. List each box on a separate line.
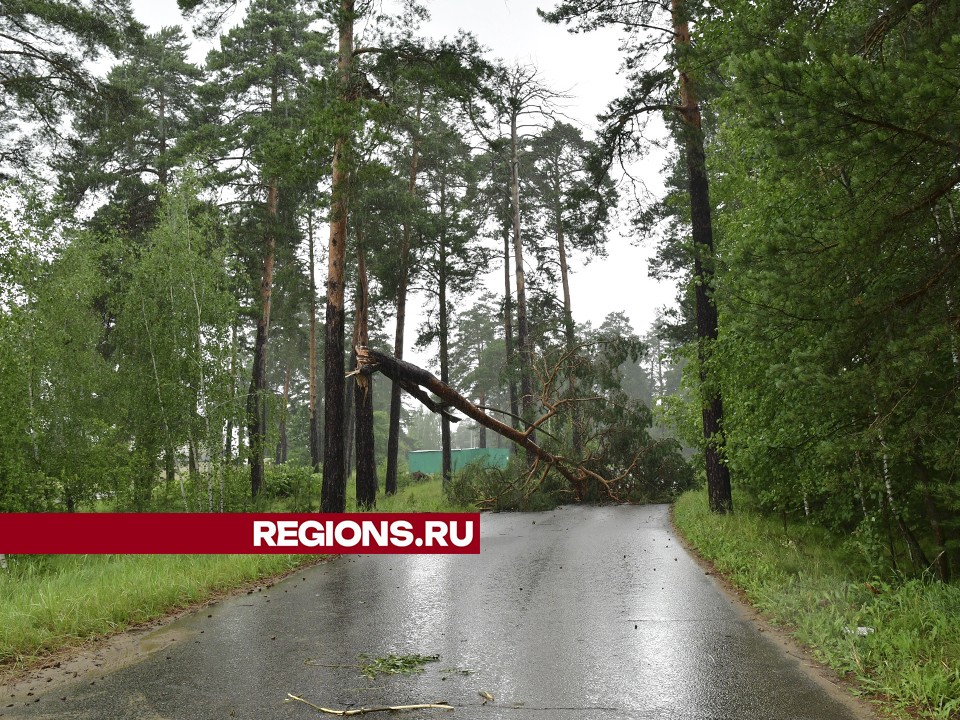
[354, 347, 617, 501]
[321, 0, 355, 513]
[353, 236, 377, 509]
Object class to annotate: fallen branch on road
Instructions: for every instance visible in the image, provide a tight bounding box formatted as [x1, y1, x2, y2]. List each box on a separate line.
[285, 694, 454, 715]
[353, 346, 620, 501]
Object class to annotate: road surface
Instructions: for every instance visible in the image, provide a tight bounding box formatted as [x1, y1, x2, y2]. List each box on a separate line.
[2, 505, 874, 719]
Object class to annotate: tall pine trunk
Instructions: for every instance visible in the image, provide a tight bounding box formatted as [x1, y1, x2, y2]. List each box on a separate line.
[308, 210, 321, 472]
[555, 203, 581, 455]
[502, 220, 520, 433]
[354, 235, 377, 508]
[344, 369, 356, 475]
[672, 0, 732, 513]
[321, 0, 354, 513]
[439, 177, 453, 485]
[386, 101, 422, 495]
[509, 115, 536, 463]
[247, 179, 278, 498]
[478, 389, 488, 448]
[275, 363, 290, 465]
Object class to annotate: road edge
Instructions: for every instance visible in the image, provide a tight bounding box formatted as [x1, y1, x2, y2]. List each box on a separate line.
[667, 503, 887, 720]
[0, 556, 330, 700]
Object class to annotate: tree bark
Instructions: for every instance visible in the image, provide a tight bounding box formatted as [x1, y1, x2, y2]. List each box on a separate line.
[308, 210, 321, 472]
[321, 0, 354, 513]
[188, 436, 198, 478]
[509, 114, 537, 464]
[672, 0, 732, 513]
[275, 363, 290, 465]
[439, 175, 453, 485]
[224, 318, 238, 463]
[478, 389, 488, 448]
[344, 371, 356, 476]
[502, 221, 520, 433]
[247, 179, 278, 499]
[164, 446, 175, 485]
[555, 201, 582, 456]
[354, 237, 377, 509]
[386, 99, 422, 495]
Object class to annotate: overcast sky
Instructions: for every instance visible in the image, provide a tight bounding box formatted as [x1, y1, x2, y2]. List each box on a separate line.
[129, 0, 677, 367]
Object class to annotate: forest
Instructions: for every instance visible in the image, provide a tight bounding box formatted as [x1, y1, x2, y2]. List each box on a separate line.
[1, 0, 958, 582]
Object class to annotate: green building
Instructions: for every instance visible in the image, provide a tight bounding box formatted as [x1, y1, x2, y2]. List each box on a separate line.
[407, 447, 510, 475]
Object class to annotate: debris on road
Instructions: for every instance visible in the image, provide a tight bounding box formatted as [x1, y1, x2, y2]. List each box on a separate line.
[285, 694, 454, 715]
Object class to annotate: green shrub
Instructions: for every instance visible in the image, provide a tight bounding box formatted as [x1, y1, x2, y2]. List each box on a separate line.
[444, 457, 564, 512]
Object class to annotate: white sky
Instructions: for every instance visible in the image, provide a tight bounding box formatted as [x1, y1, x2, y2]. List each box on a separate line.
[129, 0, 677, 369]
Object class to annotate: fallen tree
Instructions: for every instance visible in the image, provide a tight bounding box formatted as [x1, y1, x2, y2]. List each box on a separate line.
[353, 345, 624, 501]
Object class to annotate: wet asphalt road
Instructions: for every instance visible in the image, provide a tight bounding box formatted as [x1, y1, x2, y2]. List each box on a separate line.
[3, 505, 873, 720]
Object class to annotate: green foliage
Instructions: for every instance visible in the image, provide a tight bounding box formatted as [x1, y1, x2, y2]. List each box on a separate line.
[60, 25, 203, 209]
[674, 490, 960, 719]
[260, 463, 318, 507]
[444, 458, 564, 512]
[0, 0, 139, 173]
[689, 0, 960, 575]
[557, 312, 694, 502]
[112, 178, 236, 509]
[357, 653, 439, 679]
[0, 178, 237, 512]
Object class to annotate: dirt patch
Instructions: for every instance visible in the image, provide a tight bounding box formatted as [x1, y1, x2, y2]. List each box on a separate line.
[0, 556, 329, 702]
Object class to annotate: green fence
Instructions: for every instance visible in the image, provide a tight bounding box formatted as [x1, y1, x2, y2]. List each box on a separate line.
[407, 448, 510, 475]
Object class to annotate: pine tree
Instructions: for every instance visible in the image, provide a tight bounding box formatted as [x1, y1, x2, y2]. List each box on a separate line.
[541, 0, 734, 512]
[205, 0, 329, 498]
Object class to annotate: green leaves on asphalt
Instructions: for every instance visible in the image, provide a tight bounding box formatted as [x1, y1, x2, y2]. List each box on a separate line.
[356, 653, 440, 679]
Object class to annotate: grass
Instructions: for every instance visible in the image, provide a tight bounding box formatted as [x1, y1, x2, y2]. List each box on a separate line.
[346, 474, 473, 513]
[0, 473, 467, 675]
[0, 553, 315, 671]
[672, 490, 960, 720]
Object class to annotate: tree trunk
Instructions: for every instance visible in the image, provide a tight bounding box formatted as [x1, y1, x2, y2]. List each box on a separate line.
[246, 180, 278, 499]
[914, 451, 951, 581]
[439, 176, 453, 485]
[502, 222, 520, 432]
[344, 371, 356, 475]
[386, 100, 422, 496]
[165, 446, 175, 485]
[509, 115, 536, 465]
[224, 318, 238, 463]
[354, 236, 377, 509]
[308, 210, 321, 472]
[672, 0, 732, 513]
[321, 0, 354, 513]
[158, 91, 168, 189]
[188, 437, 198, 478]
[555, 205, 582, 456]
[275, 363, 291, 465]
[478, 389, 487, 448]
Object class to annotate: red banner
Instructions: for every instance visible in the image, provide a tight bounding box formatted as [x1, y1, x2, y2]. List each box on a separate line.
[0, 513, 481, 554]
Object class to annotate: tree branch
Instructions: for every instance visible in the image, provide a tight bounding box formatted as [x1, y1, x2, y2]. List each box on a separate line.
[355, 347, 618, 500]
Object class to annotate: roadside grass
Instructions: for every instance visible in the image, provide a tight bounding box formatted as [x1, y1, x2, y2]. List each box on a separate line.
[672, 490, 960, 720]
[0, 553, 315, 671]
[346, 474, 472, 513]
[0, 472, 467, 675]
